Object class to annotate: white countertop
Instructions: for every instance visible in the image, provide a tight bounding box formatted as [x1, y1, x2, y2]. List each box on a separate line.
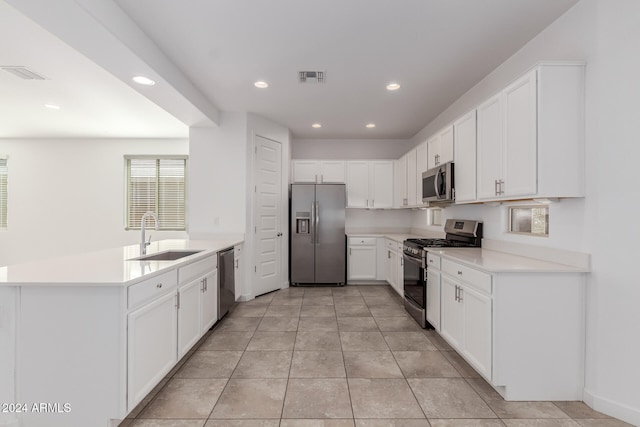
[0, 239, 243, 287]
[347, 231, 589, 273]
[428, 247, 589, 273]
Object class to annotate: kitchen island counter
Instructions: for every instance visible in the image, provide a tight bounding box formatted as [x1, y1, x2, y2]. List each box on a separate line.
[0, 238, 243, 287]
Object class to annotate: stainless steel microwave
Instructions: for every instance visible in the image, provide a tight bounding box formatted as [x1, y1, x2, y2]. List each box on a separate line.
[422, 162, 455, 203]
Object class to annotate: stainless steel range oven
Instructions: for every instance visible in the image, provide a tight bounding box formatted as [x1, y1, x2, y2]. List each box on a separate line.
[403, 219, 483, 329]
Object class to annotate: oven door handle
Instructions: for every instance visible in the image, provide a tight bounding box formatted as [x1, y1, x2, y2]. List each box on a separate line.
[403, 253, 424, 268]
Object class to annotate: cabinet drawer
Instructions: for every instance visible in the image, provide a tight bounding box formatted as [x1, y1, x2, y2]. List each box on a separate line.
[442, 259, 492, 295]
[349, 237, 377, 246]
[426, 253, 441, 270]
[179, 255, 217, 285]
[128, 270, 178, 310]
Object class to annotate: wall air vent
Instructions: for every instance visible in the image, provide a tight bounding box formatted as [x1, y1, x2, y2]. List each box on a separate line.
[298, 71, 325, 84]
[1, 66, 47, 80]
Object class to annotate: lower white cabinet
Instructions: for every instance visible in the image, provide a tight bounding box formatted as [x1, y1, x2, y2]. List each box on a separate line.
[234, 244, 243, 301]
[426, 267, 441, 331]
[348, 236, 377, 281]
[440, 261, 493, 380]
[177, 277, 203, 358]
[201, 269, 218, 330]
[127, 291, 178, 410]
[385, 239, 403, 296]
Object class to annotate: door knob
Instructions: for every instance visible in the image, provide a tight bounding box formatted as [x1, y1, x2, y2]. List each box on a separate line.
[277, 232, 283, 237]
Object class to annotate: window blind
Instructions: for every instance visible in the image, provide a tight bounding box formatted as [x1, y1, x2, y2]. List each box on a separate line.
[126, 157, 186, 230]
[0, 158, 6, 229]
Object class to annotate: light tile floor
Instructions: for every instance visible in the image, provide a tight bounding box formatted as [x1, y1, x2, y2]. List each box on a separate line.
[121, 285, 632, 427]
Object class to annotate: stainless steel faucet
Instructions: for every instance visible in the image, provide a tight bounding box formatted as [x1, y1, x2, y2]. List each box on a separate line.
[140, 211, 159, 255]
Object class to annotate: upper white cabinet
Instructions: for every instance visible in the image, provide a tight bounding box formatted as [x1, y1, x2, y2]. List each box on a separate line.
[394, 155, 408, 208]
[427, 125, 454, 170]
[346, 160, 394, 208]
[453, 110, 478, 203]
[406, 149, 417, 206]
[477, 63, 585, 201]
[416, 142, 428, 206]
[292, 160, 345, 183]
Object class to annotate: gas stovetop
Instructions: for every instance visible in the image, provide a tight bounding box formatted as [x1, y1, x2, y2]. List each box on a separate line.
[405, 238, 478, 248]
[403, 219, 483, 256]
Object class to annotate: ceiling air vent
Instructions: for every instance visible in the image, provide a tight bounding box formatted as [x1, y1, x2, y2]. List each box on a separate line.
[299, 71, 325, 84]
[1, 66, 48, 80]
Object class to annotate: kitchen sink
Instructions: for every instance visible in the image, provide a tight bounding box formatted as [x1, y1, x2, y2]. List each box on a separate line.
[130, 250, 203, 261]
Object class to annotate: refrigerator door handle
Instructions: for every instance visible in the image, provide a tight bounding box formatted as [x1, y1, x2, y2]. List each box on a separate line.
[310, 202, 316, 244]
[315, 201, 320, 244]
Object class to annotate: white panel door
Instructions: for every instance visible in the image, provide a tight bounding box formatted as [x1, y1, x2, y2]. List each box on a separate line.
[406, 149, 417, 206]
[503, 69, 538, 198]
[477, 94, 503, 200]
[127, 292, 177, 410]
[454, 110, 477, 203]
[370, 161, 393, 208]
[177, 278, 201, 358]
[319, 160, 346, 183]
[346, 161, 369, 207]
[254, 136, 283, 296]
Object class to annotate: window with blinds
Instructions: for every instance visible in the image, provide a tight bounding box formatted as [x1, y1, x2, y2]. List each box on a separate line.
[0, 158, 7, 229]
[126, 157, 187, 230]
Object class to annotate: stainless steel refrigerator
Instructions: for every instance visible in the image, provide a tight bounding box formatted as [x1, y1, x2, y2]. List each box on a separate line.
[290, 183, 346, 286]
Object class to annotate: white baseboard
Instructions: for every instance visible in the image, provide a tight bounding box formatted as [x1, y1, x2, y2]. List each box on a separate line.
[583, 388, 640, 426]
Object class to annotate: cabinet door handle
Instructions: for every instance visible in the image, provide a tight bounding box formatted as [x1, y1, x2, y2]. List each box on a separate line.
[366, 199, 369, 207]
[156, 283, 163, 289]
[429, 259, 433, 264]
[205, 277, 208, 292]
[494, 179, 498, 196]
[499, 179, 505, 195]
[235, 259, 239, 268]
[176, 292, 180, 309]
[457, 270, 463, 276]
[458, 287, 463, 302]
[349, 248, 352, 256]
[372, 199, 375, 207]
[388, 250, 391, 259]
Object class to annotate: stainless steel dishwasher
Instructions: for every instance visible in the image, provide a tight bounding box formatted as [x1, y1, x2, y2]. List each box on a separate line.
[218, 247, 235, 319]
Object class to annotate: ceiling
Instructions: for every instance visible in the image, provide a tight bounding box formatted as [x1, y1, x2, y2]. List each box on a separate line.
[0, 0, 188, 139]
[1, 0, 580, 140]
[114, 0, 579, 139]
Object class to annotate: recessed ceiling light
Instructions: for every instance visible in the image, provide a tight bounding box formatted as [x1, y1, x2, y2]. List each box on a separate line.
[44, 103, 61, 110]
[312, 123, 322, 128]
[132, 76, 155, 86]
[254, 81, 269, 89]
[366, 123, 376, 128]
[386, 83, 400, 91]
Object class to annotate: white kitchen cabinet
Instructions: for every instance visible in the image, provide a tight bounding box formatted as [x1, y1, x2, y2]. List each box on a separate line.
[425, 253, 442, 331]
[440, 275, 463, 349]
[427, 125, 454, 170]
[177, 277, 202, 358]
[292, 160, 346, 183]
[127, 290, 178, 410]
[385, 239, 402, 295]
[346, 160, 394, 208]
[406, 149, 417, 206]
[201, 269, 218, 331]
[416, 142, 428, 206]
[348, 237, 377, 281]
[177, 255, 218, 357]
[477, 63, 585, 201]
[234, 244, 243, 301]
[394, 155, 408, 208]
[440, 261, 493, 380]
[453, 110, 477, 203]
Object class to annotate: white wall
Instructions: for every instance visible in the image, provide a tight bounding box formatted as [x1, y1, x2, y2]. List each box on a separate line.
[292, 138, 412, 160]
[346, 209, 413, 234]
[188, 112, 247, 237]
[409, 1, 640, 423]
[0, 138, 188, 267]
